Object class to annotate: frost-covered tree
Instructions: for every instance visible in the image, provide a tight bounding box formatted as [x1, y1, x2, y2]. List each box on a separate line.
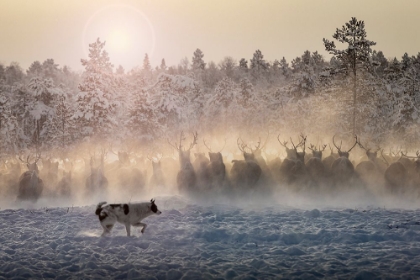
[115, 65, 125, 75]
[42, 89, 77, 153]
[250, 50, 268, 82]
[76, 38, 118, 140]
[202, 61, 222, 89]
[192, 48, 206, 71]
[323, 17, 376, 134]
[0, 88, 22, 155]
[279, 57, 291, 78]
[371, 50, 388, 77]
[160, 59, 167, 71]
[27, 61, 43, 77]
[4, 62, 25, 85]
[219, 56, 237, 79]
[239, 58, 248, 71]
[146, 74, 200, 136]
[143, 53, 152, 72]
[206, 77, 240, 134]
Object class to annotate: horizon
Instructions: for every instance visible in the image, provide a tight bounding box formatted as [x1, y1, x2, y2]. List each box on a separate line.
[1, 0, 420, 72]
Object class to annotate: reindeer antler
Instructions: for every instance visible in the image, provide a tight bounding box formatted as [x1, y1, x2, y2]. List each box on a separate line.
[203, 139, 212, 152]
[277, 134, 290, 149]
[187, 132, 198, 151]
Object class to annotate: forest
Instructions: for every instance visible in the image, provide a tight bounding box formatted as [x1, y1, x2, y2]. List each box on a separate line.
[1, 19, 419, 161]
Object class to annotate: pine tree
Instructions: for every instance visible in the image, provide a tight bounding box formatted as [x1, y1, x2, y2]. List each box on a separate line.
[279, 57, 290, 78]
[192, 48, 206, 71]
[239, 58, 248, 71]
[160, 59, 167, 71]
[143, 53, 152, 72]
[250, 50, 268, 81]
[323, 17, 376, 134]
[76, 38, 118, 140]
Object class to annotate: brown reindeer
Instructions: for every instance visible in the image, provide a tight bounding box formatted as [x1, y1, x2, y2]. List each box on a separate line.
[277, 134, 309, 189]
[229, 138, 262, 193]
[85, 149, 109, 200]
[169, 131, 198, 195]
[17, 154, 44, 202]
[381, 150, 408, 193]
[147, 153, 167, 192]
[306, 144, 329, 189]
[331, 135, 358, 188]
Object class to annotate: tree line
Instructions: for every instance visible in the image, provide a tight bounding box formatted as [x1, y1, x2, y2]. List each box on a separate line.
[0, 17, 419, 158]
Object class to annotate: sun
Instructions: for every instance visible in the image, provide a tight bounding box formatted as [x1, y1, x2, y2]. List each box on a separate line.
[107, 28, 130, 52]
[82, 4, 156, 70]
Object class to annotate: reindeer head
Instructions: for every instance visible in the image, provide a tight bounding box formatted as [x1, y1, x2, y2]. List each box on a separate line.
[169, 131, 198, 169]
[209, 152, 223, 164]
[277, 135, 297, 160]
[308, 144, 327, 160]
[19, 154, 41, 174]
[357, 138, 379, 161]
[237, 138, 256, 162]
[332, 134, 358, 159]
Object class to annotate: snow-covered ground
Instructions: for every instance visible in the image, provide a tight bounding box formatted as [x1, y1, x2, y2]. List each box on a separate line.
[1, 191, 420, 279]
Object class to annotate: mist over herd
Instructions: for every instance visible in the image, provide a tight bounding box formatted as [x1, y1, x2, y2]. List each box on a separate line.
[0, 17, 419, 207]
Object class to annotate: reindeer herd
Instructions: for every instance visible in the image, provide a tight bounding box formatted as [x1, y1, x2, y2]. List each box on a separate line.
[0, 132, 420, 204]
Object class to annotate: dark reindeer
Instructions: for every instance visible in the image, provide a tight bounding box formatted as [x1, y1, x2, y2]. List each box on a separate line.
[203, 139, 227, 193]
[355, 139, 387, 189]
[331, 135, 358, 187]
[169, 131, 198, 195]
[229, 138, 262, 192]
[147, 153, 167, 192]
[381, 150, 408, 193]
[277, 134, 309, 189]
[306, 144, 329, 188]
[17, 154, 44, 202]
[357, 139, 387, 173]
[56, 170, 72, 198]
[109, 146, 146, 196]
[322, 144, 339, 173]
[1, 158, 22, 197]
[85, 149, 109, 200]
[41, 157, 60, 197]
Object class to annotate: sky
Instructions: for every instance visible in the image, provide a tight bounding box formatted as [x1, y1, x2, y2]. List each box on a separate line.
[1, 0, 419, 72]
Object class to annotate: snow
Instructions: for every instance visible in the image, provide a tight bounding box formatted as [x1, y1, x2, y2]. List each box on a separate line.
[1, 192, 420, 279]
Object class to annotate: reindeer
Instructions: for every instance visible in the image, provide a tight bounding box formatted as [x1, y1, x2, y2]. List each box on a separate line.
[380, 150, 408, 194]
[356, 139, 387, 173]
[277, 134, 309, 190]
[331, 135, 358, 188]
[322, 144, 339, 173]
[169, 131, 198, 195]
[56, 170, 72, 198]
[17, 154, 44, 202]
[109, 146, 147, 197]
[40, 157, 60, 197]
[1, 158, 22, 197]
[192, 150, 211, 191]
[353, 139, 387, 190]
[85, 149, 109, 200]
[203, 139, 227, 193]
[147, 153, 167, 193]
[229, 138, 262, 193]
[306, 144, 329, 188]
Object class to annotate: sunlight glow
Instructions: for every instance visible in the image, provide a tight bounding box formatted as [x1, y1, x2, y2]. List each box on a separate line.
[108, 28, 130, 51]
[82, 4, 156, 70]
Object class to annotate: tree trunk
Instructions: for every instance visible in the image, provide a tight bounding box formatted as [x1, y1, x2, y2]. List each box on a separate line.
[352, 52, 357, 135]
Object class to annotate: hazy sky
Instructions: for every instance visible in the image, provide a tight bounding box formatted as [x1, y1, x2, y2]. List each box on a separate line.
[1, 0, 419, 72]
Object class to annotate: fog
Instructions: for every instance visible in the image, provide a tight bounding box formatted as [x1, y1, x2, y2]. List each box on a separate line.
[1, 128, 419, 212]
